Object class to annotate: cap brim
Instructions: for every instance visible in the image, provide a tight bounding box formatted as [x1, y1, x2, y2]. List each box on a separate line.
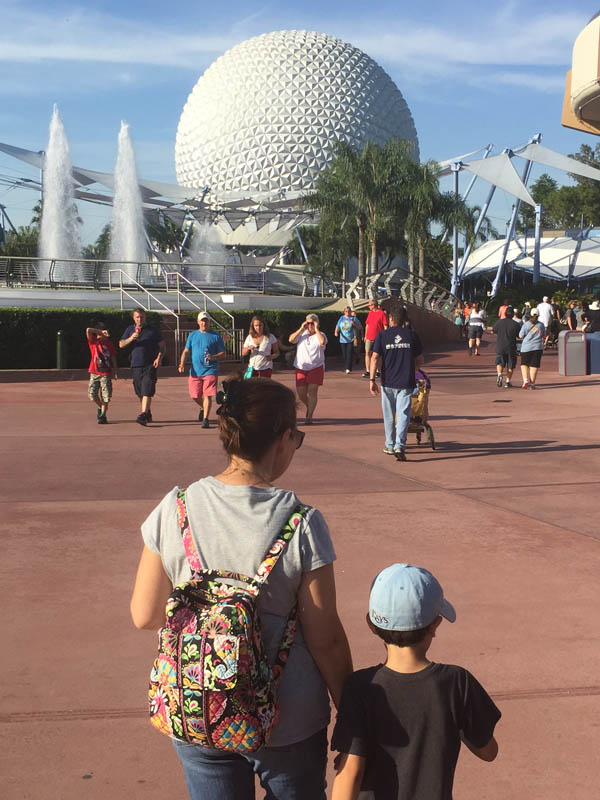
[441, 598, 456, 623]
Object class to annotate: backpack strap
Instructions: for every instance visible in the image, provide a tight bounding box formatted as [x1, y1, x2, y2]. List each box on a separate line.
[176, 489, 203, 575]
[253, 503, 311, 587]
[253, 503, 312, 685]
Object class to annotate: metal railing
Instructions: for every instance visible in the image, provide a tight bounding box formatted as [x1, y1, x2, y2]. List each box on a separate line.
[164, 271, 235, 335]
[347, 268, 460, 321]
[0, 256, 265, 292]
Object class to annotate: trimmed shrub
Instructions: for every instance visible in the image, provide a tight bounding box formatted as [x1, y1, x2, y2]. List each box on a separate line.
[0, 307, 363, 369]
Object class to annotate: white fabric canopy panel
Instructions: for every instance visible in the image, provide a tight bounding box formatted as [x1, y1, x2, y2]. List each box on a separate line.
[462, 236, 600, 280]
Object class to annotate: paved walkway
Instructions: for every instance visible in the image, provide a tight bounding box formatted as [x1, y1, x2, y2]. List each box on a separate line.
[2, 338, 599, 798]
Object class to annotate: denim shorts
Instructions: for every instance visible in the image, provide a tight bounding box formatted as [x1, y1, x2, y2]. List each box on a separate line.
[173, 727, 327, 800]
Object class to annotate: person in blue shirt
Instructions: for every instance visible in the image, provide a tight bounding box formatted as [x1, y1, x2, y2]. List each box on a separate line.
[178, 311, 226, 427]
[518, 308, 545, 389]
[369, 305, 423, 462]
[335, 307, 361, 373]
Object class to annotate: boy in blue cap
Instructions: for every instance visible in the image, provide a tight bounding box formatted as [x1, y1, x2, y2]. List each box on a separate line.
[332, 564, 500, 800]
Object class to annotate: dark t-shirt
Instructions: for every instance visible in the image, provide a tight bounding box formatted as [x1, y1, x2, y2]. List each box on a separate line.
[373, 326, 423, 390]
[586, 308, 600, 333]
[121, 324, 163, 367]
[332, 663, 501, 800]
[492, 318, 521, 354]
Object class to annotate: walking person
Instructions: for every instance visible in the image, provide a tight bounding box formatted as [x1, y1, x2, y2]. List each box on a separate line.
[242, 316, 279, 378]
[289, 314, 328, 425]
[335, 306, 361, 373]
[492, 307, 520, 388]
[453, 303, 465, 338]
[467, 302, 487, 356]
[369, 306, 423, 462]
[131, 377, 352, 800]
[564, 301, 577, 331]
[519, 308, 545, 389]
[86, 321, 118, 424]
[120, 308, 165, 425]
[331, 563, 500, 800]
[535, 296, 554, 348]
[178, 311, 226, 427]
[362, 299, 388, 378]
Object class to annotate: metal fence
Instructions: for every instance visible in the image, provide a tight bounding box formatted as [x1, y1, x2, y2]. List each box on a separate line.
[0, 257, 265, 293]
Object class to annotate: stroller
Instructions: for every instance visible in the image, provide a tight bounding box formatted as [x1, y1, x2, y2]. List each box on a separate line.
[407, 369, 435, 450]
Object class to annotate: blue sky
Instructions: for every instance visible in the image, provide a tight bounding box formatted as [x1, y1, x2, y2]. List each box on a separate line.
[0, 0, 597, 242]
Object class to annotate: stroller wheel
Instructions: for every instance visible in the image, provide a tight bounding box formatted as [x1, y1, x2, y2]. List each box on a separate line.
[416, 431, 422, 445]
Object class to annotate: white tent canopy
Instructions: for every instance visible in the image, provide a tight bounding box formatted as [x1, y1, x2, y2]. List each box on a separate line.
[463, 236, 600, 281]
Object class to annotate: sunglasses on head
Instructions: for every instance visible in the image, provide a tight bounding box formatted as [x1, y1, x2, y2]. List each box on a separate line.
[294, 429, 305, 449]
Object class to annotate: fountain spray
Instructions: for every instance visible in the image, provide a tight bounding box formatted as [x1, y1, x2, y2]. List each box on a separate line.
[110, 122, 147, 281]
[39, 105, 81, 280]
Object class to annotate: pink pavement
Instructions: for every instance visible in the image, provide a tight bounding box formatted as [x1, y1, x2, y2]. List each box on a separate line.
[2, 336, 600, 799]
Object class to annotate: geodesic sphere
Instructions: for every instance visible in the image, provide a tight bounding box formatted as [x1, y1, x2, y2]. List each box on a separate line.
[175, 29, 419, 196]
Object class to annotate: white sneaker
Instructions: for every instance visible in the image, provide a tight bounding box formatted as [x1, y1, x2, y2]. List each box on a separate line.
[345, 369, 350, 374]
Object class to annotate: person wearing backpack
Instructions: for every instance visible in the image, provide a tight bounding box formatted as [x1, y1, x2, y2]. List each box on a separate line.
[130, 376, 353, 800]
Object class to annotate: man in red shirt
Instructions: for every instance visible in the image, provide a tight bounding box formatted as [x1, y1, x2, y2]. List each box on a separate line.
[497, 301, 509, 320]
[363, 299, 388, 378]
[86, 322, 118, 424]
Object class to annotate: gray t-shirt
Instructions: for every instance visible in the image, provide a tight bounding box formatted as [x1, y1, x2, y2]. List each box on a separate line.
[141, 476, 336, 746]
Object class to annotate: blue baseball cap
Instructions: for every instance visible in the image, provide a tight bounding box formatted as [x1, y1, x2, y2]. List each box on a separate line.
[369, 564, 456, 631]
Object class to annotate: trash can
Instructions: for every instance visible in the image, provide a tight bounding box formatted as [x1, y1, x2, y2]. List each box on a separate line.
[558, 330, 587, 375]
[586, 331, 600, 374]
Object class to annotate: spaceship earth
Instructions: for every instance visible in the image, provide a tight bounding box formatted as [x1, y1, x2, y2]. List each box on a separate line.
[175, 30, 419, 197]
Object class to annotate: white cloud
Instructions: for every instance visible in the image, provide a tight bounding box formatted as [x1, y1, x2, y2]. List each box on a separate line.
[0, 2, 589, 100]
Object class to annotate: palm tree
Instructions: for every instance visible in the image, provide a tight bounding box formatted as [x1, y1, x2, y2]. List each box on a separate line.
[305, 138, 416, 295]
[403, 161, 468, 297]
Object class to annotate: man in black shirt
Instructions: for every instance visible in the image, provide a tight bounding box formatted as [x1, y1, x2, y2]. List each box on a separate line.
[492, 306, 521, 388]
[332, 564, 500, 800]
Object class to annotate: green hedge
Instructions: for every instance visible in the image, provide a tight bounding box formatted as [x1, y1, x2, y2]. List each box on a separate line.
[0, 308, 163, 370]
[0, 307, 359, 369]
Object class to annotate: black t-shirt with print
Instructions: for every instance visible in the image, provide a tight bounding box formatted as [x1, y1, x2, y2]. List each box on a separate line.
[332, 663, 501, 800]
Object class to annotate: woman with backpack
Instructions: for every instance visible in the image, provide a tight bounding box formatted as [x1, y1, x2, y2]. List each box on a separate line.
[131, 377, 352, 799]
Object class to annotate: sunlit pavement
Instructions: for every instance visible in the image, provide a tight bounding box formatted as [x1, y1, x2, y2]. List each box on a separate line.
[2, 338, 599, 799]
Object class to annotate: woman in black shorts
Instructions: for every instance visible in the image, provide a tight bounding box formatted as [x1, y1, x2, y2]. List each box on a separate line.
[518, 309, 545, 389]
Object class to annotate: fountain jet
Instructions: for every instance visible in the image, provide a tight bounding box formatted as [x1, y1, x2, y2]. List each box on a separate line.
[39, 105, 81, 280]
[110, 122, 147, 281]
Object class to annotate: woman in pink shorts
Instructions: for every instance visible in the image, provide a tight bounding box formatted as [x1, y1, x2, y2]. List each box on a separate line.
[289, 314, 328, 424]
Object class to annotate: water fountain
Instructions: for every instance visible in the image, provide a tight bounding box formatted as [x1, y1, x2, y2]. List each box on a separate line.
[187, 220, 235, 286]
[110, 122, 147, 282]
[39, 105, 81, 281]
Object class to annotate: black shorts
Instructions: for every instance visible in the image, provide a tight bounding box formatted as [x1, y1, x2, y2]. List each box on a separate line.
[521, 350, 542, 368]
[468, 325, 483, 340]
[495, 351, 517, 369]
[132, 365, 158, 398]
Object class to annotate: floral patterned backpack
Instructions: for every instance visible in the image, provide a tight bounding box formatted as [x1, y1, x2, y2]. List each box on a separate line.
[148, 489, 310, 752]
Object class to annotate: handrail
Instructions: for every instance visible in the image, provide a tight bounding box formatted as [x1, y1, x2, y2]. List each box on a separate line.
[348, 267, 460, 320]
[164, 272, 235, 332]
[108, 269, 179, 319]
